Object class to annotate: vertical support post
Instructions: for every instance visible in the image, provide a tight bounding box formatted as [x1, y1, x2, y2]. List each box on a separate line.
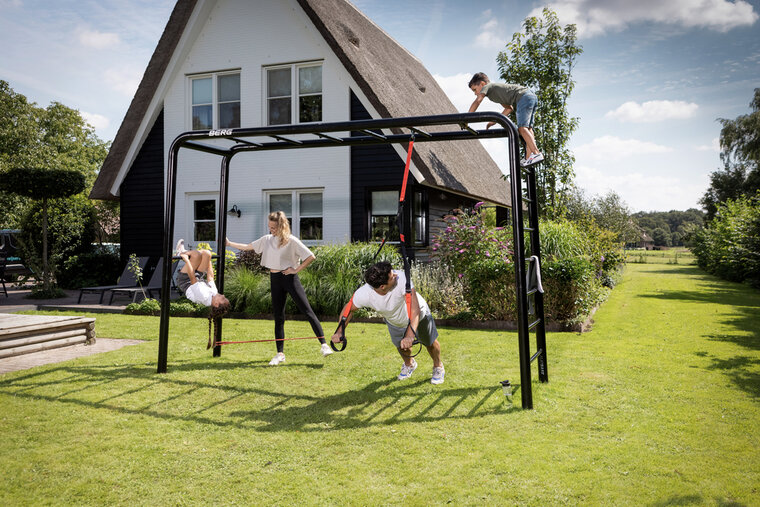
[525, 166, 548, 382]
[212, 153, 233, 358]
[158, 140, 182, 373]
[509, 136, 533, 409]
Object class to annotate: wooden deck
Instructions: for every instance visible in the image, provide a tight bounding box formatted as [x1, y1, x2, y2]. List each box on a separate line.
[0, 314, 96, 359]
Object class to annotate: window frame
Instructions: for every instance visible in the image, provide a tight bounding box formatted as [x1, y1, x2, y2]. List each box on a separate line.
[264, 61, 323, 126]
[185, 193, 219, 251]
[264, 188, 324, 244]
[189, 70, 241, 130]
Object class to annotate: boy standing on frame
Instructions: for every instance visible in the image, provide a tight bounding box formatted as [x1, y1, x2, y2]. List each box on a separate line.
[467, 72, 544, 167]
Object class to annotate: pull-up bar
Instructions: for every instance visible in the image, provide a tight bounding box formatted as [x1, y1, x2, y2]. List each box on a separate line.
[157, 111, 545, 409]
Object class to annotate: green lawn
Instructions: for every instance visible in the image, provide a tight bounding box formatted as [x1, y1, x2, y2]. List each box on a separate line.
[1, 263, 759, 505]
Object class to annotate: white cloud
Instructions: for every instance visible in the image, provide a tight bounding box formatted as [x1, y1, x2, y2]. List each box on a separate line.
[605, 100, 699, 123]
[574, 164, 708, 211]
[532, 0, 758, 38]
[104, 67, 142, 97]
[574, 135, 672, 162]
[81, 111, 110, 131]
[78, 28, 120, 49]
[473, 15, 506, 49]
[696, 137, 721, 152]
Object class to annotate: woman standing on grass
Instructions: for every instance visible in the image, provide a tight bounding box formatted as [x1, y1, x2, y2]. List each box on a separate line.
[226, 211, 331, 365]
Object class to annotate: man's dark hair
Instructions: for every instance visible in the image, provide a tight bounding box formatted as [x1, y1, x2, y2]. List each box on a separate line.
[468, 72, 489, 88]
[364, 261, 393, 288]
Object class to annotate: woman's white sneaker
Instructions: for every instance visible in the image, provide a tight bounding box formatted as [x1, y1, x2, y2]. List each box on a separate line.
[320, 343, 333, 357]
[269, 352, 286, 366]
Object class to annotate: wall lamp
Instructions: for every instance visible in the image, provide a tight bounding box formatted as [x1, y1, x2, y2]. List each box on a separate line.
[227, 204, 241, 217]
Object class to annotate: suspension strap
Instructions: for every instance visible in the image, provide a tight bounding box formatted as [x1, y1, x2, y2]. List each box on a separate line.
[331, 238, 387, 352]
[396, 135, 420, 349]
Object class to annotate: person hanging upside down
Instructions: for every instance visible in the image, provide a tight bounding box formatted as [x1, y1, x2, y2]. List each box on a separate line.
[174, 239, 231, 310]
[332, 261, 444, 384]
[173, 239, 231, 349]
[226, 211, 332, 365]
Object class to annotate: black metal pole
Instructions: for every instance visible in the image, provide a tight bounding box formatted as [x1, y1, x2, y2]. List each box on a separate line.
[212, 153, 233, 358]
[158, 139, 181, 373]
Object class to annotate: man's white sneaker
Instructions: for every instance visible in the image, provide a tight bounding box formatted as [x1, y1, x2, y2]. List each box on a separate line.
[431, 366, 445, 385]
[398, 358, 417, 380]
[269, 352, 285, 366]
[320, 343, 333, 357]
[174, 238, 186, 256]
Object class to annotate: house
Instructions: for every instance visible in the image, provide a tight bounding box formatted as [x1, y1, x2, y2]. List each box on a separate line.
[90, 0, 511, 263]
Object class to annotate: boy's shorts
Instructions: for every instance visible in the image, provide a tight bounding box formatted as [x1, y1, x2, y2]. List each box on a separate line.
[386, 312, 439, 348]
[516, 92, 537, 128]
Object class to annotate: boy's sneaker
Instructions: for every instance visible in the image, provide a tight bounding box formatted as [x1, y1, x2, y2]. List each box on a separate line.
[520, 158, 528, 167]
[525, 153, 544, 166]
[174, 238, 186, 256]
[431, 366, 445, 385]
[320, 343, 333, 357]
[269, 352, 286, 366]
[397, 358, 417, 380]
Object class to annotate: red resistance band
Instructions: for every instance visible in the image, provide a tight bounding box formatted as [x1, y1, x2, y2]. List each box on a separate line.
[212, 336, 325, 346]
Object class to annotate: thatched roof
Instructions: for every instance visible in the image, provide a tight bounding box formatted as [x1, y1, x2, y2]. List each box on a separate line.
[91, 0, 510, 207]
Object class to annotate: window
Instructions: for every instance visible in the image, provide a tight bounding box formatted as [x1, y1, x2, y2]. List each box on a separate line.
[191, 72, 240, 130]
[193, 199, 217, 243]
[370, 190, 399, 242]
[265, 190, 323, 241]
[266, 63, 322, 125]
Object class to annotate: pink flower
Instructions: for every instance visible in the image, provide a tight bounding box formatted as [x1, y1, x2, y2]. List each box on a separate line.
[474, 201, 484, 209]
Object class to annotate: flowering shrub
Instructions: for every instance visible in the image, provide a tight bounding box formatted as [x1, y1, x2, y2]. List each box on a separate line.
[432, 202, 513, 277]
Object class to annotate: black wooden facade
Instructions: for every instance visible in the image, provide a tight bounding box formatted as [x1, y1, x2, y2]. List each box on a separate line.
[119, 110, 165, 266]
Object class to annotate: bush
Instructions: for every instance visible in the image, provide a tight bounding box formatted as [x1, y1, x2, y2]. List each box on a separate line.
[432, 203, 513, 277]
[124, 298, 207, 316]
[542, 257, 609, 326]
[464, 258, 517, 320]
[56, 250, 121, 289]
[691, 193, 760, 287]
[17, 194, 97, 283]
[411, 260, 469, 318]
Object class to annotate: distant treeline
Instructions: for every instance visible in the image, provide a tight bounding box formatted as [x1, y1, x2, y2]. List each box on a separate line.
[632, 209, 704, 247]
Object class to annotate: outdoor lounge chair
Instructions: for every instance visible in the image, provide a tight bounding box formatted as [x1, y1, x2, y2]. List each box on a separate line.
[77, 256, 149, 304]
[107, 257, 179, 304]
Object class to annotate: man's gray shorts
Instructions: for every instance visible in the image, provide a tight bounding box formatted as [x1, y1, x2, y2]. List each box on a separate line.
[386, 312, 439, 348]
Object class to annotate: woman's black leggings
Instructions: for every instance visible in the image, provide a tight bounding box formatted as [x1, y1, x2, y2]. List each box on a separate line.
[270, 272, 325, 353]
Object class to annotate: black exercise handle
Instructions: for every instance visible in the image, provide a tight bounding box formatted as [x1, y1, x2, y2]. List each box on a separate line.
[331, 317, 348, 352]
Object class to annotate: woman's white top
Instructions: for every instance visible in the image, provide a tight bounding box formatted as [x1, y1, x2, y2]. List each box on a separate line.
[249, 234, 314, 271]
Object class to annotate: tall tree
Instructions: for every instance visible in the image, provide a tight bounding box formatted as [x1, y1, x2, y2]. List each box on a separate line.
[0, 80, 109, 228]
[700, 88, 760, 220]
[497, 8, 582, 218]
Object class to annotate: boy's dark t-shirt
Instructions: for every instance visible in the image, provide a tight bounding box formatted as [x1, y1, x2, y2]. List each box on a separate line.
[482, 82, 530, 107]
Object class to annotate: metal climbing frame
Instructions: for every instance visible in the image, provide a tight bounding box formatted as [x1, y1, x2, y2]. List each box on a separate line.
[156, 111, 548, 409]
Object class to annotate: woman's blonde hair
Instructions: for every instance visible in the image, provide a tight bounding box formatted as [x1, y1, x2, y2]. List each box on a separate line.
[268, 211, 291, 246]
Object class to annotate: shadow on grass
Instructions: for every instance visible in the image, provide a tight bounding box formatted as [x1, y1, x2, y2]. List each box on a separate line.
[702, 354, 760, 401]
[0, 360, 515, 432]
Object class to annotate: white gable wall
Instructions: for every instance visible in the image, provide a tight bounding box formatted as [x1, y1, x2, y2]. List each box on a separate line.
[163, 0, 361, 248]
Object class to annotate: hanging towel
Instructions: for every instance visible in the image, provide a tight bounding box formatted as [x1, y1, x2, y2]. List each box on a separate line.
[526, 255, 544, 316]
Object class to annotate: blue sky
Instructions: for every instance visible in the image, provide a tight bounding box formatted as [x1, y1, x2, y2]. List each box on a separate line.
[2, 0, 759, 212]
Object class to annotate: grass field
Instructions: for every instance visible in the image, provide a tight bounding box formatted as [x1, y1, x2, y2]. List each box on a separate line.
[626, 247, 696, 265]
[1, 262, 758, 505]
